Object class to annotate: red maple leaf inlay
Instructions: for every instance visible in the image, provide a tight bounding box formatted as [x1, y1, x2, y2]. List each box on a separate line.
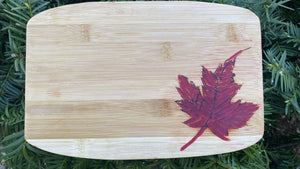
[176, 48, 259, 151]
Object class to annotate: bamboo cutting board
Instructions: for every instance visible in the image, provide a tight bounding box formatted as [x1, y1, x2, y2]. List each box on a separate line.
[25, 2, 263, 159]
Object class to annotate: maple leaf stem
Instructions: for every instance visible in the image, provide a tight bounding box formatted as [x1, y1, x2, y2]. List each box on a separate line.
[227, 47, 251, 61]
[180, 127, 207, 151]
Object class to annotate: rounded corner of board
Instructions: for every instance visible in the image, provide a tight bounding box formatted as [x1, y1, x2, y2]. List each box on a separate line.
[27, 10, 50, 26]
[244, 134, 264, 150]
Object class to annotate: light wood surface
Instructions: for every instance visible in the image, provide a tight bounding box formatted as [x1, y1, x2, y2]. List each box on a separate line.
[25, 1, 263, 159]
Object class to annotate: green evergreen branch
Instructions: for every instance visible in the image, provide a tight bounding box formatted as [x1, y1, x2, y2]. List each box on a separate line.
[0, 64, 14, 95]
[25, 0, 33, 18]
[0, 115, 23, 124]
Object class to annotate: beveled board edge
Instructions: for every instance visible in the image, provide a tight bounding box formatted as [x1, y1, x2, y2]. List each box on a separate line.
[26, 135, 263, 160]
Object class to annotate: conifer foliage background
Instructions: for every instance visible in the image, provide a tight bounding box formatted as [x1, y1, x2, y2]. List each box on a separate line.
[0, 0, 299, 168]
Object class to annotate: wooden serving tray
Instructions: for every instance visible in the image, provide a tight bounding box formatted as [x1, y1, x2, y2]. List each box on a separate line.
[25, 1, 263, 159]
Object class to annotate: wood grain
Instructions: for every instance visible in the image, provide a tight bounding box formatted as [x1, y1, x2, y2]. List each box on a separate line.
[25, 1, 263, 159]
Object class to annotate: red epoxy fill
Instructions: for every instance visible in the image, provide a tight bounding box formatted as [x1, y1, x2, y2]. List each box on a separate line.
[176, 48, 259, 151]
